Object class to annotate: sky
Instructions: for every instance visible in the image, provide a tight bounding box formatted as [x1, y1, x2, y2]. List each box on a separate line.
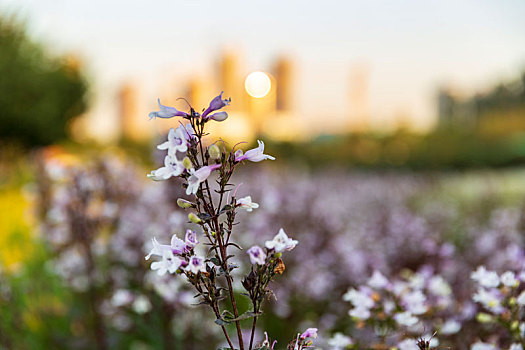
[2, 0, 525, 138]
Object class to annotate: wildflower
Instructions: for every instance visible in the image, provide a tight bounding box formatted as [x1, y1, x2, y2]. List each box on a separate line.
[343, 287, 375, 309]
[186, 164, 221, 195]
[349, 306, 371, 320]
[402, 290, 428, 315]
[300, 327, 318, 339]
[440, 319, 461, 335]
[265, 228, 298, 253]
[150, 249, 183, 276]
[157, 125, 189, 155]
[470, 342, 498, 350]
[237, 196, 259, 212]
[510, 344, 523, 350]
[397, 338, 419, 350]
[184, 229, 198, 249]
[394, 311, 419, 327]
[428, 275, 452, 296]
[517, 290, 525, 305]
[327, 333, 353, 350]
[500, 271, 519, 287]
[145, 234, 186, 261]
[202, 91, 230, 118]
[147, 154, 185, 181]
[148, 99, 188, 119]
[132, 295, 152, 314]
[111, 289, 134, 307]
[247, 245, 266, 265]
[471, 266, 500, 288]
[186, 255, 206, 274]
[261, 332, 277, 350]
[472, 288, 504, 314]
[368, 270, 389, 289]
[235, 140, 275, 162]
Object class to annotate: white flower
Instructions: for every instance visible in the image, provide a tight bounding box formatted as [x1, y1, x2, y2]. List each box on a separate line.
[145, 234, 186, 261]
[472, 288, 503, 313]
[471, 266, 500, 288]
[132, 295, 152, 314]
[147, 154, 185, 181]
[186, 255, 206, 274]
[517, 290, 525, 306]
[510, 344, 523, 350]
[409, 273, 425, 290]
[157, 125, 189, 155]
[265, 228, 298, 253]
[501, 271, 519, 287]
[470, 341, 498, 350]
[428, 275, 452, 296]
[328, 333, 353, 350]
[342, 288, 375, 309]
[237, 196, 259, 212]
[394, 311, 419, 327]
[186, 164, 221, 195]
[398, 339, 419, 350]
[349, 306, 371, 320]
[247, 245, 266, 265]
[111, 289, 134, 307]
[368, 270, 389, 289]
[235, 140, 275, 162]
[402, 290, 427, 315]
[150, 249, 182, 276]
[440, 319, 461, 335]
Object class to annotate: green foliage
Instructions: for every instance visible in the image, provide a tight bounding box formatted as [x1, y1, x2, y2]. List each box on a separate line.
[0, 14, 88, 146]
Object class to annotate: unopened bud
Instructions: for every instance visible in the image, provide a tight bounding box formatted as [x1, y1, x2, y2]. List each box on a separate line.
[209, 144, 221, 160]
[188, 213, 202, 224]
[182, 157, 192, 170]
[511, 320, 519, 330]
[208, 111, 228, 122]
[508, 297, 517, 306]
[476, 313, 493, 323]
[274, 252, 282, 258]
[177, 198, 194, 209]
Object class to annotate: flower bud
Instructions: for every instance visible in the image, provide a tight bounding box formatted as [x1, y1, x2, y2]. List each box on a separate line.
[274, 252, 282, 258]
[208, 111, 228, 122]
[476, 313, 493, 323]
[511, 320, 519, 330]
[182, 157, 192, 170]
[508, 297, 517, 306]
[208, 144, 221, 160]
[188, 213, 202, 224]
[177, 198, 195, 209]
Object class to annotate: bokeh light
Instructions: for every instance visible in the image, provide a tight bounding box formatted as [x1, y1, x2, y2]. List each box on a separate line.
[244, 71, 271, 98]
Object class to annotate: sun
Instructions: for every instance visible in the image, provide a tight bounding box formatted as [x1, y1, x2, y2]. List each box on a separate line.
[244, 71, 271, 98]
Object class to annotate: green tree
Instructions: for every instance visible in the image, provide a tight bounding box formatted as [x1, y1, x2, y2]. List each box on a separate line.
[0, 14, 88, 146]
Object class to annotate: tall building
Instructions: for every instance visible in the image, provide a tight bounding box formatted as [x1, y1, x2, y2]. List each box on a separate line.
[219, 51, 245, 110]
[118, 82, 153, 141]
[274, 57, 294, 112]
[348, 64, 370, 132]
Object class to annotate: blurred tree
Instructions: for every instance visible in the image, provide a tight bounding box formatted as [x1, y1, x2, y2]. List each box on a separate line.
[0, 14, 88, 146]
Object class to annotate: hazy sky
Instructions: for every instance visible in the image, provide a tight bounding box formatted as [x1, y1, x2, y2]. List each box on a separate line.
[3, 0, 525, 136]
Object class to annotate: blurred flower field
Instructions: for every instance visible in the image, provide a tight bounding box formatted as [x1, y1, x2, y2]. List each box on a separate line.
[1, 148, 524, 349]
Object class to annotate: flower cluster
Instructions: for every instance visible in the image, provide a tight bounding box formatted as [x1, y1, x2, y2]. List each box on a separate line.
[145, 93, 308, 350]
[470, 266, 525, 350]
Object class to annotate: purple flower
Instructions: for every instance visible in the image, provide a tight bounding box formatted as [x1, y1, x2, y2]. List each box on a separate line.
[235, 140, 275, 162]
[247, 245, 266, 265]
[186, 164, 221, 195]
[184, 229, 198, 249]
[186, 255, 206, 274]
[300, 327, 318, 339]
[148, 99, 188, 119]
[202, 92, 230, 118]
